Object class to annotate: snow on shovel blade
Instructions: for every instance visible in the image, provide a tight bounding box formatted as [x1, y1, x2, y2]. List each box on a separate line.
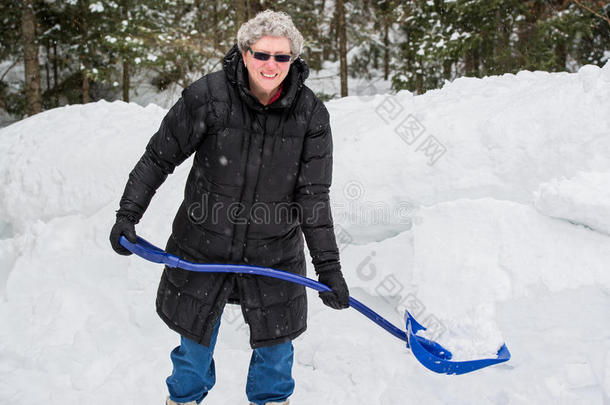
[120, 236, 511, 375]
[405, 311, 511, 375]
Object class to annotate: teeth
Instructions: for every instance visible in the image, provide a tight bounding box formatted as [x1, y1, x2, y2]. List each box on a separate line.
[261, 72, 277, 78]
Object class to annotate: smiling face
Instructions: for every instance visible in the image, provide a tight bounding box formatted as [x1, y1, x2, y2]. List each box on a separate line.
[241, 36, 292, 103]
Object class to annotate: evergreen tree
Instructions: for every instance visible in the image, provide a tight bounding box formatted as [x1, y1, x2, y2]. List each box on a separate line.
[391, 0, 609, 94]
[149, 0, 235, 90]
[0, 0, 608, 118]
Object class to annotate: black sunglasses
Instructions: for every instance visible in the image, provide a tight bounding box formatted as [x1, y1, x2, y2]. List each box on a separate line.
[248, 48, 292, 63]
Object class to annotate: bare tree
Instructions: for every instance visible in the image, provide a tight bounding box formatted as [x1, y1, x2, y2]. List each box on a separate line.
[337, 0, 347, 97]
[22, 0, 42, 115]
[78, 0, 90, 104]
[247, 0, 263, 18]
[235, 0, 247, 34]
[122, 60, 130, 102]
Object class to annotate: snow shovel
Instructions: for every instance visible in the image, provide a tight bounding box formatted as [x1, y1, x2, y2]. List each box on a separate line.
[120, 235, 510, 375]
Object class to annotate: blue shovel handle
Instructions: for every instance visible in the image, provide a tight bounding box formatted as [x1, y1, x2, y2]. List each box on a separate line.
[119, 235, 510, 375]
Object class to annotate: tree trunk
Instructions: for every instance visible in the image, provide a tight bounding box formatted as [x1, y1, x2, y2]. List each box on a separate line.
[82, 74, 90, 104]
[22, 0, 42, 115]
[555, 40, 567, 71]
[321, 0, 331, 61]
[45, 43, 51, 93]
[260, 0, 275, 12]
[53, 41, 59, 106]
[443, 59, 452, 81]
[247, 0, 262, 19]
[465, 45, 480, 77]
[122, 60, 130, 102]
[416, 57, 423, 94]
[235, 0, 247, 33]
[180, 61, 187, 88]
[383, 17, 390, 81]
[79, 0, 90, 104]
[473, 46, 480, 77]
[337, 0, 348, 97]
[212, 0, 219, 51]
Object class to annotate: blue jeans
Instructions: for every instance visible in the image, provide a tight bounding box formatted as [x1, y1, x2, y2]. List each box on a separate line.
[166, 316, 295, 405]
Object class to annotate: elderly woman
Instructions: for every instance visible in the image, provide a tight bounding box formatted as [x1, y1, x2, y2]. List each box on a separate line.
[110, 10, 349, 405]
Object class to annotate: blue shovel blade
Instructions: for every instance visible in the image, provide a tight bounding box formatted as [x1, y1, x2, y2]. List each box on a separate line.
[405, 311, 511, 375]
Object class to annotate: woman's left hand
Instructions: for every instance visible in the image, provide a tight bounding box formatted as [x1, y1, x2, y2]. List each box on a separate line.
[317, 270, 350, 309]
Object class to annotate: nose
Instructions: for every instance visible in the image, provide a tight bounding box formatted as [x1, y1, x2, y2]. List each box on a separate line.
[263, 59, 278, 68]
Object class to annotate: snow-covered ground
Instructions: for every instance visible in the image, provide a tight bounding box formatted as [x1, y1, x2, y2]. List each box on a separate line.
[1, 62, 609, 404]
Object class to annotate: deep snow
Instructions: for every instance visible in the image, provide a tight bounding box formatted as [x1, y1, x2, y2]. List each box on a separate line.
[1, 62, 609, 404]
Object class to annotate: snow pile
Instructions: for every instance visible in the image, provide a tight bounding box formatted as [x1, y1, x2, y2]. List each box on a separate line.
[329, 63, 610, 243]
[534, 171, 610, 235]
[1, 63, 610, 404]
[0, 100, 167, 232]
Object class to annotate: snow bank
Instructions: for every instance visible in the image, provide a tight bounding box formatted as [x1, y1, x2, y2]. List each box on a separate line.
[534, 171, 610, 235]
[329, 63, 610, 242]
[1, 63, 610, 404]
[0, 100, 167, 233]
[410, 197, 610, 359]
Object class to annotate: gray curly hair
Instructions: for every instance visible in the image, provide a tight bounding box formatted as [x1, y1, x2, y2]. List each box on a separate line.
[237, 10, 304, 61]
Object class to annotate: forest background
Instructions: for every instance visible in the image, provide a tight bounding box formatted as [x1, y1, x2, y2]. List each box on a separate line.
[2, 0, 609, 121]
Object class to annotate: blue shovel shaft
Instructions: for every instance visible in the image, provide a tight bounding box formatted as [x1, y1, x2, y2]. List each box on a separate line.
[120, 235, 410, 343]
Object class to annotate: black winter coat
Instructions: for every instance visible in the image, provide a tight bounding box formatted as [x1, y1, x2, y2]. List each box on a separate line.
[118, 45, 341, 348]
